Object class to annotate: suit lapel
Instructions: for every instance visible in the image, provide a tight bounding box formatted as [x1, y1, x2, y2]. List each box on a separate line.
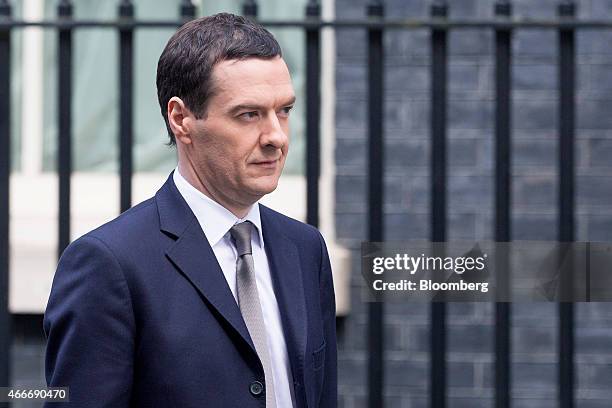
[155, 175, 308, 379]
[260, 206, 307, 383]
[156, 175, 256, 353]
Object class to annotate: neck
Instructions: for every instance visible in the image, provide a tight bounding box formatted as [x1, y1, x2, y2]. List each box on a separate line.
[177, 162, 250, 219]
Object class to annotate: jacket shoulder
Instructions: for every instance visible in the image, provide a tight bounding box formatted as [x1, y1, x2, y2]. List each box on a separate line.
[75, 197, 159, 252]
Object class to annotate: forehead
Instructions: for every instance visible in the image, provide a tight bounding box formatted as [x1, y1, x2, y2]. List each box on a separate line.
[210, 57, 295, 105]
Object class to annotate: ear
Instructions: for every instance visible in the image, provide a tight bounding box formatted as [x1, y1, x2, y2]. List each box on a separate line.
[167, 97, 194, 145]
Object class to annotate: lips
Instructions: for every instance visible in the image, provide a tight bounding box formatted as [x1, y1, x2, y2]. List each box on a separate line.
[253, 158, 279, 164]
[252, 159, 279, 169]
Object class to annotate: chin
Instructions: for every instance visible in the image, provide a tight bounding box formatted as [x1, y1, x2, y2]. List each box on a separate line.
[248, 178, 280, 197]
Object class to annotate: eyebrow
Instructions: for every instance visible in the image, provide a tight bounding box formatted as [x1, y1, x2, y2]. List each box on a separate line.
[228, 96, 297, 115]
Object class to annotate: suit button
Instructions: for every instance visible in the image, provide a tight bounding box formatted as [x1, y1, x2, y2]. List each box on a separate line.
[249, 381, 264, 397]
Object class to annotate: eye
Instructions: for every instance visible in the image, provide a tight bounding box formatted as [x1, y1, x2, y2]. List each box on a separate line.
[239, 111, 259, 121]
[278, 105, 294, 118]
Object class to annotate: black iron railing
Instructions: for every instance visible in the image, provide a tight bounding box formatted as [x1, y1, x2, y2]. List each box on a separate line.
[0, 0, 597, 407]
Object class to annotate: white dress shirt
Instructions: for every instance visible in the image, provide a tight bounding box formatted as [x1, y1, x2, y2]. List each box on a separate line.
[173, 168, 295, 407]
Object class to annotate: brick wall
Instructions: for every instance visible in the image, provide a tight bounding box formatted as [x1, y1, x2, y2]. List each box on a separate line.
[335, 0, 612, 407]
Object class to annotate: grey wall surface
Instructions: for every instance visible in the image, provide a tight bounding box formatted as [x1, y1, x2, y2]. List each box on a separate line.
[335, 0, 612, 407]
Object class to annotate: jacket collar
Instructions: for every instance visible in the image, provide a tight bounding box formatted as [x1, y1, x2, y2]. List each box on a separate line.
[172, 168, 265, 248]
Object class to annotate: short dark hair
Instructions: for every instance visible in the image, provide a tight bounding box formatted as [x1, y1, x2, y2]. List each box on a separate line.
[156, 13, 282, 145]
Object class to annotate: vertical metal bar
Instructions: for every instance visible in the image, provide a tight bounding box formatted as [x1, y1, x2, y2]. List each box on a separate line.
[585, 241, 590, 302]
[494, 2, 512, 408]
[118, 0, 133, 213]
[430, 2, 447, 408]
[58, 0, 73, 257]
[0, 0, 11, 391]
[367, 1, 384, 407]
[180, 0, 196, 21]
[305, 1, 321, 228]
[242, 0, 258, 18]
[558, 2, 576, 408]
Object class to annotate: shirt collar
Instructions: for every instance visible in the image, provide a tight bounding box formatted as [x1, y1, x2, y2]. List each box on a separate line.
[172, 168, 264, 248]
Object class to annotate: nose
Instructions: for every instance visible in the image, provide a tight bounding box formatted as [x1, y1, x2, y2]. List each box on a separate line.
[260, 112, 288, 149]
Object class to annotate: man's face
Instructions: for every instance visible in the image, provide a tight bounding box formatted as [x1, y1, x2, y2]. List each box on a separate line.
[184, 57, 295, 210]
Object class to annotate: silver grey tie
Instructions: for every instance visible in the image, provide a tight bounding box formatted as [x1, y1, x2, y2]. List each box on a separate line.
[230, 221, 276, 408]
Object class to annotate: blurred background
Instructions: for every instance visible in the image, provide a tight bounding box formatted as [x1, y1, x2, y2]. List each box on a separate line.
[3, 0, 612, 407]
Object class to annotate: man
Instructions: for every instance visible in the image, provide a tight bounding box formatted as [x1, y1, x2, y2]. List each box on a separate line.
[44, 13, 337, 408]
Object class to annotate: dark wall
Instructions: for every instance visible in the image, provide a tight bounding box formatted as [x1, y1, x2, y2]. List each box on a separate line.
[334, 0, 612, 407]
[11, 315, 45, 408]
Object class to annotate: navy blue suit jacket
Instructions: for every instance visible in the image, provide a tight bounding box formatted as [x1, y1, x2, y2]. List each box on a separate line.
[43, 173, 337, 407]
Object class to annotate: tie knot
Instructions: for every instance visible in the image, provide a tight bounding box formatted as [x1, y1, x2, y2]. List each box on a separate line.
[230, 221, 253, 256]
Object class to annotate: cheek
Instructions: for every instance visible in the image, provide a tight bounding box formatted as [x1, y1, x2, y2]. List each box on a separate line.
[197, 131, 237, 160]
[192, 141, 229, 174]
[198, 123, 260, 168]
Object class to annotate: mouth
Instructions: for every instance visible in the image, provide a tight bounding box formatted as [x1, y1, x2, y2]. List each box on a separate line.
[252, 159, 279, 169]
